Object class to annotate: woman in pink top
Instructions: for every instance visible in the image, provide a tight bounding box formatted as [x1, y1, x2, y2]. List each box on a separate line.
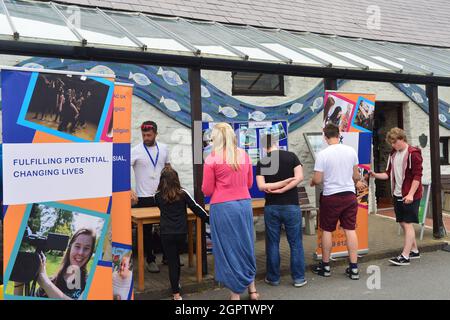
[202, 122, 258, 300]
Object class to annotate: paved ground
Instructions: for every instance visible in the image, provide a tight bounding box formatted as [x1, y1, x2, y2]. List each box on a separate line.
[183, 250, 450, 300]
[134, 212, 449, 299]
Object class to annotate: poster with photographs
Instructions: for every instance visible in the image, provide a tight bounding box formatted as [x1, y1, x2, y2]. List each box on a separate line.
[201, 121, 288, 200]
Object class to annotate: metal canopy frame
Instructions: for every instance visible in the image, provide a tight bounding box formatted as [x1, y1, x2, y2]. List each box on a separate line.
[180, 18, 249, 60]
[306, 33, 402, 72]
[141, 13, 200, 55]
[1, 0, 19, 40]
[49, 1, 86, 45]
[279, 30, 369, 70]
[214, 22, 292, 64]
[246, 26, 331, 67]
[97, 8, 146, 51]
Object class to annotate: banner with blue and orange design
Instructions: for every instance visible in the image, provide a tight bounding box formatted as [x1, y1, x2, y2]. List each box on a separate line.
[1, 67, 126, 300]
[315, 91, 375, 259]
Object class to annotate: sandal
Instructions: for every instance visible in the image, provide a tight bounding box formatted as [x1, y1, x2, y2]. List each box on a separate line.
[248, 291, 260, 300]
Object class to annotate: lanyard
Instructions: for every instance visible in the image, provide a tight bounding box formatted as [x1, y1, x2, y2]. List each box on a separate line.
[143, 142, 159, 169]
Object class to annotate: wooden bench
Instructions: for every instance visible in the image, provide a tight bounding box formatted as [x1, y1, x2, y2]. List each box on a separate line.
[298, 186, 318, 235]
[441, 174, 450, 212]
[250, 187, 317, 235]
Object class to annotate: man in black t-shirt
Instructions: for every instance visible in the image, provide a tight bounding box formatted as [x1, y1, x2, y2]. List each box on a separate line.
[256, 134, 307, 288]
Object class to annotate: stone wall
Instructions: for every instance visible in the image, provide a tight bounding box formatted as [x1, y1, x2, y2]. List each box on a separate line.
[2, 55, 450, 215]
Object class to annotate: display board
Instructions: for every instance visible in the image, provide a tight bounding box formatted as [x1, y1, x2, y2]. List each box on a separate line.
[202, 121, 288, 202]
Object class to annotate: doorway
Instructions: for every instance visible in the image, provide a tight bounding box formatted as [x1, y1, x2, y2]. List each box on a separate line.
[373, 102, 403, 209]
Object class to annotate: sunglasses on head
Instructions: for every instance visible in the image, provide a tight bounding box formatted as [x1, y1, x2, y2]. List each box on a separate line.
[141, 124, 155, 130]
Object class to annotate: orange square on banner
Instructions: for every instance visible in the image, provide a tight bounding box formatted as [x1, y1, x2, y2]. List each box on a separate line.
[33, 131, 71, 143]
[60, 197, 111, 213]
[87, 265, 113, 300]
[3, 205, 28, 269]
[112, 85, 132, 144]
[112, 191, 132, 245]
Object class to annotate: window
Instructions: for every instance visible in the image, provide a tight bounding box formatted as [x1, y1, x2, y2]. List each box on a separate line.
[232, 72, 284, 96]
[440, 137, 449, 165]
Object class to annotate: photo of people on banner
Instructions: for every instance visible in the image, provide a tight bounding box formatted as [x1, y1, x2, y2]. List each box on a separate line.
[5, 203, 108, 300]
[18, 72, 113, 142]
[112, 247, 133, 300]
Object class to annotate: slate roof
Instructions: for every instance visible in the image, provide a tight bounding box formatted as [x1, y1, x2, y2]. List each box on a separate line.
[48, 0, 450, 48]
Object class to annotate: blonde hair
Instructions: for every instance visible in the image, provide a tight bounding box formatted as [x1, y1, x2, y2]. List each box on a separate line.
[211, 122, 241, 171]
[386, 127, 408, 144]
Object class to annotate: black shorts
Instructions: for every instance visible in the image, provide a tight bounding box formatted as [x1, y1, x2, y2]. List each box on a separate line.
[393, 196, 420, 223]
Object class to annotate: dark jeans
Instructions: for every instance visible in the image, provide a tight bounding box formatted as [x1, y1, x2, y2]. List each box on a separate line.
[264, 205, 306, 283]
[161, 233, 186, 294]
[133, 197, 165, 263]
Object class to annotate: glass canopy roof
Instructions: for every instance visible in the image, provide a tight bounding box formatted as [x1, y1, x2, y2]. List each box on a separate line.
[0, 0, 449, 78]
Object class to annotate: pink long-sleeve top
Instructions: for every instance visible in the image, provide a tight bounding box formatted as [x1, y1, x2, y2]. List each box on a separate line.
[202, 149, 253, 204]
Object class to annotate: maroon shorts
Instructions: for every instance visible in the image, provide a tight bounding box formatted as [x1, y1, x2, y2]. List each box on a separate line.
[319, 191, 358, 232]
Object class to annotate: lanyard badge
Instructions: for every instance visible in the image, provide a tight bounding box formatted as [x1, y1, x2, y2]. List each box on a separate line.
[143, 143, 160, 178]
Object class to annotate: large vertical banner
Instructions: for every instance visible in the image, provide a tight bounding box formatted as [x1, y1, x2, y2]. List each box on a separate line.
[2, 68, 114, 300]
[316, 91, 375, 259]
[110, 83, 133, 300]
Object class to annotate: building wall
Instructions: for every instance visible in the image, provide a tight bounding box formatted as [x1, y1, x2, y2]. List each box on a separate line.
[2, 55, 450, 216]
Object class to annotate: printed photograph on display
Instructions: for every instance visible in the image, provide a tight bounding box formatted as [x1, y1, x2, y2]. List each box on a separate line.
[352, 97, 375, 132]
[19, 72, 113, 142]
[247, 148, 260, 165]
[238, 124, 257, 148]
[303, 132, 326, 160]
[323, 93, 355, 132]
[271, 122, 287, 140]
[5, 203, 108, 300]
[202, 128, 213, 159]
[112, 247, 133, 301]
[356, 165, 370, 205]
[101, 219, 112, 262]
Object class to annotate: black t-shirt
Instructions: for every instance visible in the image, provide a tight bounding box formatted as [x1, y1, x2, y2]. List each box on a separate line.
[256, 150, 302, 205]
[155, 189, 208, 235]
[36, 275, 86, 300]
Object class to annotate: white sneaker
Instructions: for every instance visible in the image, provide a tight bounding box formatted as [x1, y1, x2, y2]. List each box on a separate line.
[146, 261, 160, 273]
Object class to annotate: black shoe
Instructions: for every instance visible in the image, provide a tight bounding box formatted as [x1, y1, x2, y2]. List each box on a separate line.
[389, 254, 410, 266]
[409, 251, 421, 259]
[311, 263, 331, 277]
[345, 267, 360, 280]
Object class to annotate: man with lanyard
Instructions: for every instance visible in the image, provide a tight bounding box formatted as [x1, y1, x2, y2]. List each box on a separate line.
[131, 121, 170, 273]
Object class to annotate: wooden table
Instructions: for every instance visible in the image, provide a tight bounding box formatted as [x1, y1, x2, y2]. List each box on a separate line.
[131, 199, 266, 292]
[131, 208, 202, 292]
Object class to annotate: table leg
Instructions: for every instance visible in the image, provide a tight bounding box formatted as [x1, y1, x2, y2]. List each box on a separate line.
[137, 221, 144, 292]
[188, 220, 193, 268]
[196, 218, 203, 282]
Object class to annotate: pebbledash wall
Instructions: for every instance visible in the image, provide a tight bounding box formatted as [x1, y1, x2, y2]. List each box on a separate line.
[1, 54, 450, 231]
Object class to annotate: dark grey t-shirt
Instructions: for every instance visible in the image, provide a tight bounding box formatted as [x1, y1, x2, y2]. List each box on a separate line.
[256, 150, 301, 205]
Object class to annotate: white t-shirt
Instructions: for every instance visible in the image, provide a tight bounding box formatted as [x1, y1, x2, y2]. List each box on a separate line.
[393, 148, 408, 197]
[131, 142, 169, 197]
[314, 143, 358, 196]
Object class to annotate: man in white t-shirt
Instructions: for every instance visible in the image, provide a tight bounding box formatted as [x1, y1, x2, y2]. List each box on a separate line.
[310, 124, 364, 280]
[131, 121, 170, 273]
